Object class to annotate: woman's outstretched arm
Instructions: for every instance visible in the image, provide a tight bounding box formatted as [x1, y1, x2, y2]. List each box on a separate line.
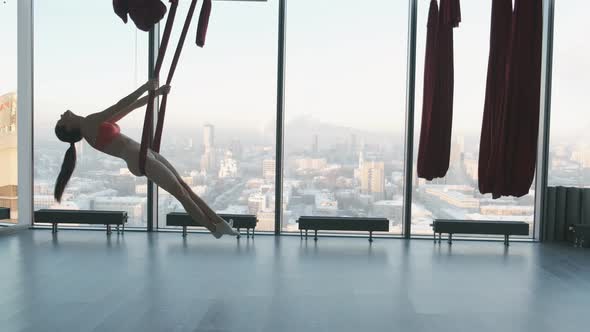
[90, 79, 157, 123]
[108, 85, 170, 123]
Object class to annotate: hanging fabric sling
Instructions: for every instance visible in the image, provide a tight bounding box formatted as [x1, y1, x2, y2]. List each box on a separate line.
[417, 0, 461, 181]
[478, 0, 513, 195]
[435, 0, 461, 177]
[138, 0, 212, 175]
[491, 0, 543, 198]
[114, 0, 168, 32]
[479, 0, 542, 198]
[417, 0, 440, 180]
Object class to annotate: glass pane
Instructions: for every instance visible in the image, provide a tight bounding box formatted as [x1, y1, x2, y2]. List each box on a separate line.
[549, 0, 590, 188]
[283, 0, 409, 234]
[157, 1, 278, 232]
[34, 1, 149, 227]
[412, 1, 535, 236]
[0, 0, 18, 226]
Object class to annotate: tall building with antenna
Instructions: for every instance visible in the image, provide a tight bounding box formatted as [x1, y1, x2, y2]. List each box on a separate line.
[200, 124, 217, 175]
[312, 134, 319, 154]
[203, 124, 215, 149]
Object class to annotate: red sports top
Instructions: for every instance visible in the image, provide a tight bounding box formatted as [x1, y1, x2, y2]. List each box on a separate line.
[96, 122, 121, 150]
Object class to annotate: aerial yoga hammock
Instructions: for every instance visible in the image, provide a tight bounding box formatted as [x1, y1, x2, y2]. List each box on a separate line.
[478, 0, 543, 198]
[417, 0, 461, 181]
[53, 0, 237, 238]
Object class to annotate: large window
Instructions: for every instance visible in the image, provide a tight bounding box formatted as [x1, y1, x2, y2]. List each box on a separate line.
[549, 0, 590, 188]
[34, 1, 149, 227]
[0, 0, 18, 226]
[157, 0, 278, 231]
[25, 1, 557, 237]
[282, 0, 409, 233]
[411, 1, 535, 235]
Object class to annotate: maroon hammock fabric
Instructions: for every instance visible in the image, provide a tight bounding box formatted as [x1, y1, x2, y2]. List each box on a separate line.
[417, 0, 440, 180]
[480, 0, 543, 198]
[417, 0, 461, 181]
[152, 0, 201, 153]
[113, 0, 209, 174]
[113, 0, 131, 24]
[433, 0, 460, 177]
[493, 0, 543, 198]
[196, 0, 212, 47]
[478, 0, 513, 194]
[113, 0, 167, 32]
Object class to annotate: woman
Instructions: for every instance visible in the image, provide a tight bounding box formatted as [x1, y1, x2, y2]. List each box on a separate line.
[54, 79, 238, 238]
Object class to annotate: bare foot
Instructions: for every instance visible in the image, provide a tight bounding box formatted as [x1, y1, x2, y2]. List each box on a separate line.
[212, 219, 239, 238]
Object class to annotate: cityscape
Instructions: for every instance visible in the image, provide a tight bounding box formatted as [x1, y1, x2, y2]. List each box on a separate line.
[28, 111, 590, 235]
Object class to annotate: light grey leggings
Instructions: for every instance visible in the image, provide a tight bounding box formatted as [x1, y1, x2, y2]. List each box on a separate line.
[143, 150, 220, 232]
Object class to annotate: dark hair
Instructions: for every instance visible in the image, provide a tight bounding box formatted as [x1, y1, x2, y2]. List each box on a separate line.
[54, 124, 83, 202]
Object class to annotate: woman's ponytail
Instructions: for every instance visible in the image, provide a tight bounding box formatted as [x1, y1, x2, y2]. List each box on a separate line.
[54, 114, 83, 203]
[54, 143, 77, 203]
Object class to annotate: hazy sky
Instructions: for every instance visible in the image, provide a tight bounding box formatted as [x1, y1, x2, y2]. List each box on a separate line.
[551, 0, 590, 140]
[415, 0, 491, 135]
[1, 0, 589, 138]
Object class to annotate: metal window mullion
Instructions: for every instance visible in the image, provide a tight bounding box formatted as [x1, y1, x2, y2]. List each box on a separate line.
[18, 0, 34, 227]
[147, 25, 160, 231]
[534, 0, 555, 241]
[274, 0, 287, 235]
[402, 0, 418, 239]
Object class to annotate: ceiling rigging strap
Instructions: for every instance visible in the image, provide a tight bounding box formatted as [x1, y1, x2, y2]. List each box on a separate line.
[138, 0, 180, 175]
[139, 0, 211, 174]
[153, 0, 202, 152]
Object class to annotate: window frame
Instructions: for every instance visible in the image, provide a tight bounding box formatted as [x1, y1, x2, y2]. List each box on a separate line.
[20, 0, 555, 239]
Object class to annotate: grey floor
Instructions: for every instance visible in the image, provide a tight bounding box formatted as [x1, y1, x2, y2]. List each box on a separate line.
[1, 230, 589, 332]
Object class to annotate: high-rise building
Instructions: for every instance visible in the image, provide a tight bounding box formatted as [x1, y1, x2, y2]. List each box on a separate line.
[200, 124, 217, 174]
[354, 149, 367, 181]
[263, 159, 276, 181]
[203, 123, 215, 149]
[450, 136, 465, 166]
[312, 134, 319, 154]
[360, 160, 385, 199]
[200, 151, 217, 175]
[358, 150, 365, 169]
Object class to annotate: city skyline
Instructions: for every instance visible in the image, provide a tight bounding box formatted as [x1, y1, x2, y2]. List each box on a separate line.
[32, 117, 557, 235]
